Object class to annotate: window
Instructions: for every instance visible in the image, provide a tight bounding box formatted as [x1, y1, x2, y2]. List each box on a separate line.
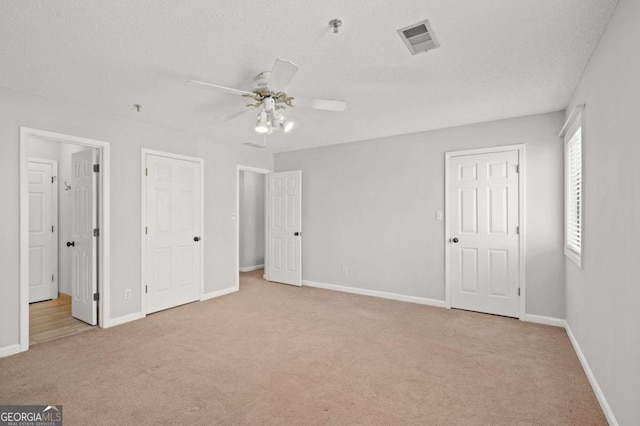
[564, 109, 583, 267]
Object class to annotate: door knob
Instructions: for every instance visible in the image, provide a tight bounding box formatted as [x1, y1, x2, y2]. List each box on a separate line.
[451, 238, 459, 243]
[66, 241, 75, 247]
[294, 232, 300, 236]
[194, 236, 201, 242]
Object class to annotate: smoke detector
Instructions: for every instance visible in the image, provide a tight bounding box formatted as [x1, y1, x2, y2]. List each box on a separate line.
[397, 19, 439, 55]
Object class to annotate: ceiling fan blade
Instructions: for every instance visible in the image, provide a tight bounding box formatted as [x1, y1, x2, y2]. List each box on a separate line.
[268, 59, 299, 92]
[214, 108, 252, 121]
[187, 80, 254, 96]
[295, 97, 347, 112]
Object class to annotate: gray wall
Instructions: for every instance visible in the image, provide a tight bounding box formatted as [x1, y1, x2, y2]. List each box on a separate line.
[239, 171, 265, 269]
[275, 111, 565, 318]
[29, 140, 91, 296]
[564, 0, 639, 423]
[0, 86, 272, 351]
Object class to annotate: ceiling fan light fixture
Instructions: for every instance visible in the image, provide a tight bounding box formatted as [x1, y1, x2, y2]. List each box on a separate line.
[270, 110, 281, 131]
[283, 119, 295, 133]
[255, 110, 270, 134]
[255, 124, 270, 134]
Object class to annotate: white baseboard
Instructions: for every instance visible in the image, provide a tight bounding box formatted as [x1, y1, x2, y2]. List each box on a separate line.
[201, 286, 239, 301]
[564, 322, 618, 426]
[522, 314, 565, 327]
[98, 288, 241, 327]
[303, 280, 447, 308]
[103, 312, 145, 328]
[239, 264, 264, 273]
[0, 343, 21, 358]
[302, 281, 616, 423]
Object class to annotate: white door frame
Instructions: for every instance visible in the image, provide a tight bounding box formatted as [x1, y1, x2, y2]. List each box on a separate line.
[236, 165, 272, 290]
[444, 144, 526, 319]
[28, 158, 59, 302]
[140, 149, 205, 315]
[19, 127, 111, 352]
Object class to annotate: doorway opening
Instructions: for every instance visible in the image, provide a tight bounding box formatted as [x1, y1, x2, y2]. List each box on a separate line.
[239, 170, 267, 273]
[236, 166, 303, 289]
[236, 166, 271, 289]
[19, 128, 111, 352]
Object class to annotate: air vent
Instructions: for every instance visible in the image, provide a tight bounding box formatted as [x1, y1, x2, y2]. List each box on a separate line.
[397, 19, 439, 55]
[243, 141, 267, 149]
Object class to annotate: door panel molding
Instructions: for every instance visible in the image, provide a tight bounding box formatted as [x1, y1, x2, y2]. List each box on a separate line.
[444, 144, 526, 319]
[20, 127, 111, 353]
[141, 149, 204, 315]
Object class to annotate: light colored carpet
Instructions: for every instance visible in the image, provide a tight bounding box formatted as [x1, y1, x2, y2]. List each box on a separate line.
[0, 270, 605, 425]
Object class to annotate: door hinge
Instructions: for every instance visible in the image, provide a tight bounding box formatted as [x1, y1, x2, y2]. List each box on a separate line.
[93, 228, 99, 237]
[518, 288, 521, 296]
[516, 164, 520, 173]
[52, 176, 57, 184]
[145, 168, 148, 176]
[516, 226, 520, 235]
[93, 164, 100, 173]
[51, 274, 54, 282]
[145, 226, 148, 235]
[93, 292, 99, 301]
[145, 285, 148, 294]
[51, 225, 54, 233]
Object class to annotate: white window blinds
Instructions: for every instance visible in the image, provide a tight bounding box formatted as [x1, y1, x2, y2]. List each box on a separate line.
[563, 106, 583, 267]
[566, 128, 582, 256]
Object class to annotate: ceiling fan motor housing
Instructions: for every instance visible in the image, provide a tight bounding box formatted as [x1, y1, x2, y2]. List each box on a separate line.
[254, 71, 271, 90]
[263, 96, 276, 111]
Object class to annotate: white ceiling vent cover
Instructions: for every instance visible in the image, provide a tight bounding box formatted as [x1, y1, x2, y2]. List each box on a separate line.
[398, 19, 439, 55]
[243, 140, 267, 149]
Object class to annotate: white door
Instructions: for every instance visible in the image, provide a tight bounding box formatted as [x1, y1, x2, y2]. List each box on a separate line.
[145, 154, 202, 314]
[28, 160, 57, 303]
[71, 149, 98, 325]
[449, 150, 520, 317]
[266, 171, 302, 286]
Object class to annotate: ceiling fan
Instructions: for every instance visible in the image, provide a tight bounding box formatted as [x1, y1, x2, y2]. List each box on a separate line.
[188, 58, 347, 135]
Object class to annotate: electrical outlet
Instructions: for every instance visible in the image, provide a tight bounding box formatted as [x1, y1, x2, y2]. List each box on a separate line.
[124, 289, 132, 300]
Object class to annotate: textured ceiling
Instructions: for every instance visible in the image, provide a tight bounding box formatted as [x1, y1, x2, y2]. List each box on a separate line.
[0, 0, 619, 153]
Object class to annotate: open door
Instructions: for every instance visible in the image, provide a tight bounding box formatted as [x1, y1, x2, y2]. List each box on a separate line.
[70, 149, 98, 325]
[266, 171, 302, 286]
[448, 149, 520, 318]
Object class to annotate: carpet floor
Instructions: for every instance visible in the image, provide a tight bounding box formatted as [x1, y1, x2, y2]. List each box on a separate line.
[0, 270, 605, 425]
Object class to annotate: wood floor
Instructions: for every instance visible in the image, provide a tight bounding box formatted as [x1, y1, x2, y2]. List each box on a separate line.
[29, 293, 94, 345]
